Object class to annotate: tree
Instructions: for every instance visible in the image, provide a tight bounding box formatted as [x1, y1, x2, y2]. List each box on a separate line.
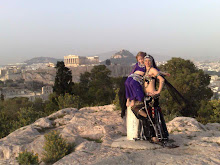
[44, 93, 59, 115]
[0, 94, 4, 101]
[0, 80, 4, 87]
[53, 61, 73, 96]
[159, 58, 213, 117]
[78, 65, 115, 106]
[0, 111, 12, 138]
[197, 100, 220, 124]
[13, 107, 43, 129]
[105, 59, 111, 66]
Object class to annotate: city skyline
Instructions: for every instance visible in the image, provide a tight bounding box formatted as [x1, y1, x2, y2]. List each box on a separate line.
[1, 0, 220, 65]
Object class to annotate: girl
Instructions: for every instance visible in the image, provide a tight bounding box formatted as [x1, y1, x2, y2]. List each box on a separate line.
[125, 52, 146, 107]
[125, 52, 170, 108]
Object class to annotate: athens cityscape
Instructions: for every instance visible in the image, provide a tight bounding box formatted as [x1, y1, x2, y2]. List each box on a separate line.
[0, 50, 219, 102]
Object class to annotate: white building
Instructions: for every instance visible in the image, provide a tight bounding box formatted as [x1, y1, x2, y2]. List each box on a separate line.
[64, 55, 99, 67]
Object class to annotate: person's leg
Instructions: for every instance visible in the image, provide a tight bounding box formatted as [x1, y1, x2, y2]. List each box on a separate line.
[125, 78, 132, 107]
[130, 99, 135, 107]
[126, 98, 130, 107]
[138, 109, 147, 117]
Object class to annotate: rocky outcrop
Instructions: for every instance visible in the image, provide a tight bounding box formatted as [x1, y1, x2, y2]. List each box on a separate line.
[111, 49, 135, 59]
[0, 105, 219, 165]
[109, 50, 136, 65]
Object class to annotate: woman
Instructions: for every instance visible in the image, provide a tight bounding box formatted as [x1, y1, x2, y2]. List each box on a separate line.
[120, 53, 185, 143]
[134, 54, 168, 142]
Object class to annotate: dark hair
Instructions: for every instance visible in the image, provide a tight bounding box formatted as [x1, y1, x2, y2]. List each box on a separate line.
[145, 54, 159, 70]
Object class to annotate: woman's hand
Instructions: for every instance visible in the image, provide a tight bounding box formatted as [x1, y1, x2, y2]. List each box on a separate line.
[151, 91, 160, 96]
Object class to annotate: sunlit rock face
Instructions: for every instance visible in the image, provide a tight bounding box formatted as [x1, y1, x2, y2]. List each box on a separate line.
[0, 105, 219, 165]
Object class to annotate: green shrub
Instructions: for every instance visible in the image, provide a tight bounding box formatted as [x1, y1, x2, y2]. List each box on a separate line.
[113, 88, 120, 110]
[56, 93, 81, 109]
[16, 150, 39, 165]
[197, 100, 220, 124]
[42, 130, 72, 164]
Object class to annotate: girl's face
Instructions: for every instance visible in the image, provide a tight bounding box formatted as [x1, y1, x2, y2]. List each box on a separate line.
[137, 56, 144, 64]
[144, 58, 152, 67]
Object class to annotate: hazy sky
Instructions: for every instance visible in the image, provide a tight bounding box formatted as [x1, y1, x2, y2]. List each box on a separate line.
[0, 0, 220, 65]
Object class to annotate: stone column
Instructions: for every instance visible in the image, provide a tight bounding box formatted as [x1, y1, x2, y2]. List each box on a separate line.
[126, 106, 139, 140]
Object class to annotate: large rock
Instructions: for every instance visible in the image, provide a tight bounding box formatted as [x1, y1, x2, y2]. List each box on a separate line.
[0, 106, 219, 165]
[0, 126, 41, 160]
[167, 117, 207, 133]
[33, 118, 53, 128]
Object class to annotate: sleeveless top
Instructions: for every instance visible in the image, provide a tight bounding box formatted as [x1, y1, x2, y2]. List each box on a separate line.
[144, 67, 161, 84]
[144, 67, 155, 84]
[131, 63, 146, 74]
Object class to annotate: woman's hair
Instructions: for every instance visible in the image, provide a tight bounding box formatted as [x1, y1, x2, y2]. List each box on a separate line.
[144, 54, 159, 70]
[136, 52, 146, 61]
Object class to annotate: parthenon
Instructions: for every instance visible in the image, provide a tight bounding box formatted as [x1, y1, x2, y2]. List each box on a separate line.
[64, 55, 99, 67]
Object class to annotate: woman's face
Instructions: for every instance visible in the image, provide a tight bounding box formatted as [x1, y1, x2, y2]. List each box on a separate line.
[144, 58, 152, 67]
[137, 56, 144, 64]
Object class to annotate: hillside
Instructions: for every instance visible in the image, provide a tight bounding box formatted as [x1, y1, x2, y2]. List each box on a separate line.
[24, 57, 62, 65]
[0, 104, 219, 164]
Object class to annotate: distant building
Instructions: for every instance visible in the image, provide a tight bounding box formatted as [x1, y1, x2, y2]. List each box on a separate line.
[0, 66, 23, 81]
[47, 62, 55, 68]
[1, 85, 53, 102]
[64, 55, 99, 67]
[42, 86, 53, 95]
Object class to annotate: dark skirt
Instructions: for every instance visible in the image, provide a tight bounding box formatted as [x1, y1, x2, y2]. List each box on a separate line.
[131, 97, 169, 141]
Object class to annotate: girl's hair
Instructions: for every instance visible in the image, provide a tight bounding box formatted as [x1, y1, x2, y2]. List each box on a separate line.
[136, 51, 146, 61]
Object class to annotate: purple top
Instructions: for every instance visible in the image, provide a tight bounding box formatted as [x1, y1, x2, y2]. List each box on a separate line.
[130, 62, 146, 74]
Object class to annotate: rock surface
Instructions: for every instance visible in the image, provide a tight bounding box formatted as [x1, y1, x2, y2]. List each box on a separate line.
[0, 105, 219, 165]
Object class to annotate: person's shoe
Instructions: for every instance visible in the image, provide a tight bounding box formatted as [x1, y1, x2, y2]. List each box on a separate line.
[151, 137, 159, 143]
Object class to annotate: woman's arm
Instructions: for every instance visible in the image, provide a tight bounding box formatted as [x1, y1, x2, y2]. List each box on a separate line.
[156, 75, 165, 94]
[151, 68, 165, 95]
[159, 71, 170, 77]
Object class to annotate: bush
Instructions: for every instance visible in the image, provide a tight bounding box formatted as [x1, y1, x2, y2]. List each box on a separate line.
[16, 150, 39, 165]
[42, 130, 72, 164]
[197, 100, 220, 124]
[56, 93, 81, 109]
[12, 107, 44, 131]
[113, 88, 120, 110]
[159, 57, 213, 117]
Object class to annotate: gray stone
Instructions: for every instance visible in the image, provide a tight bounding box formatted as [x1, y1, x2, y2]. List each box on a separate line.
[0, 105, 220, 165]
[33, 118, 53, 128]
[0, 126, 40, 160]
[48, 108, 78, 120]
[111, 137, 162, 150]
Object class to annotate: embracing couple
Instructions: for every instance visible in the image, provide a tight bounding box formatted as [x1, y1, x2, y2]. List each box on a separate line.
[124, 52, 170, 143]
